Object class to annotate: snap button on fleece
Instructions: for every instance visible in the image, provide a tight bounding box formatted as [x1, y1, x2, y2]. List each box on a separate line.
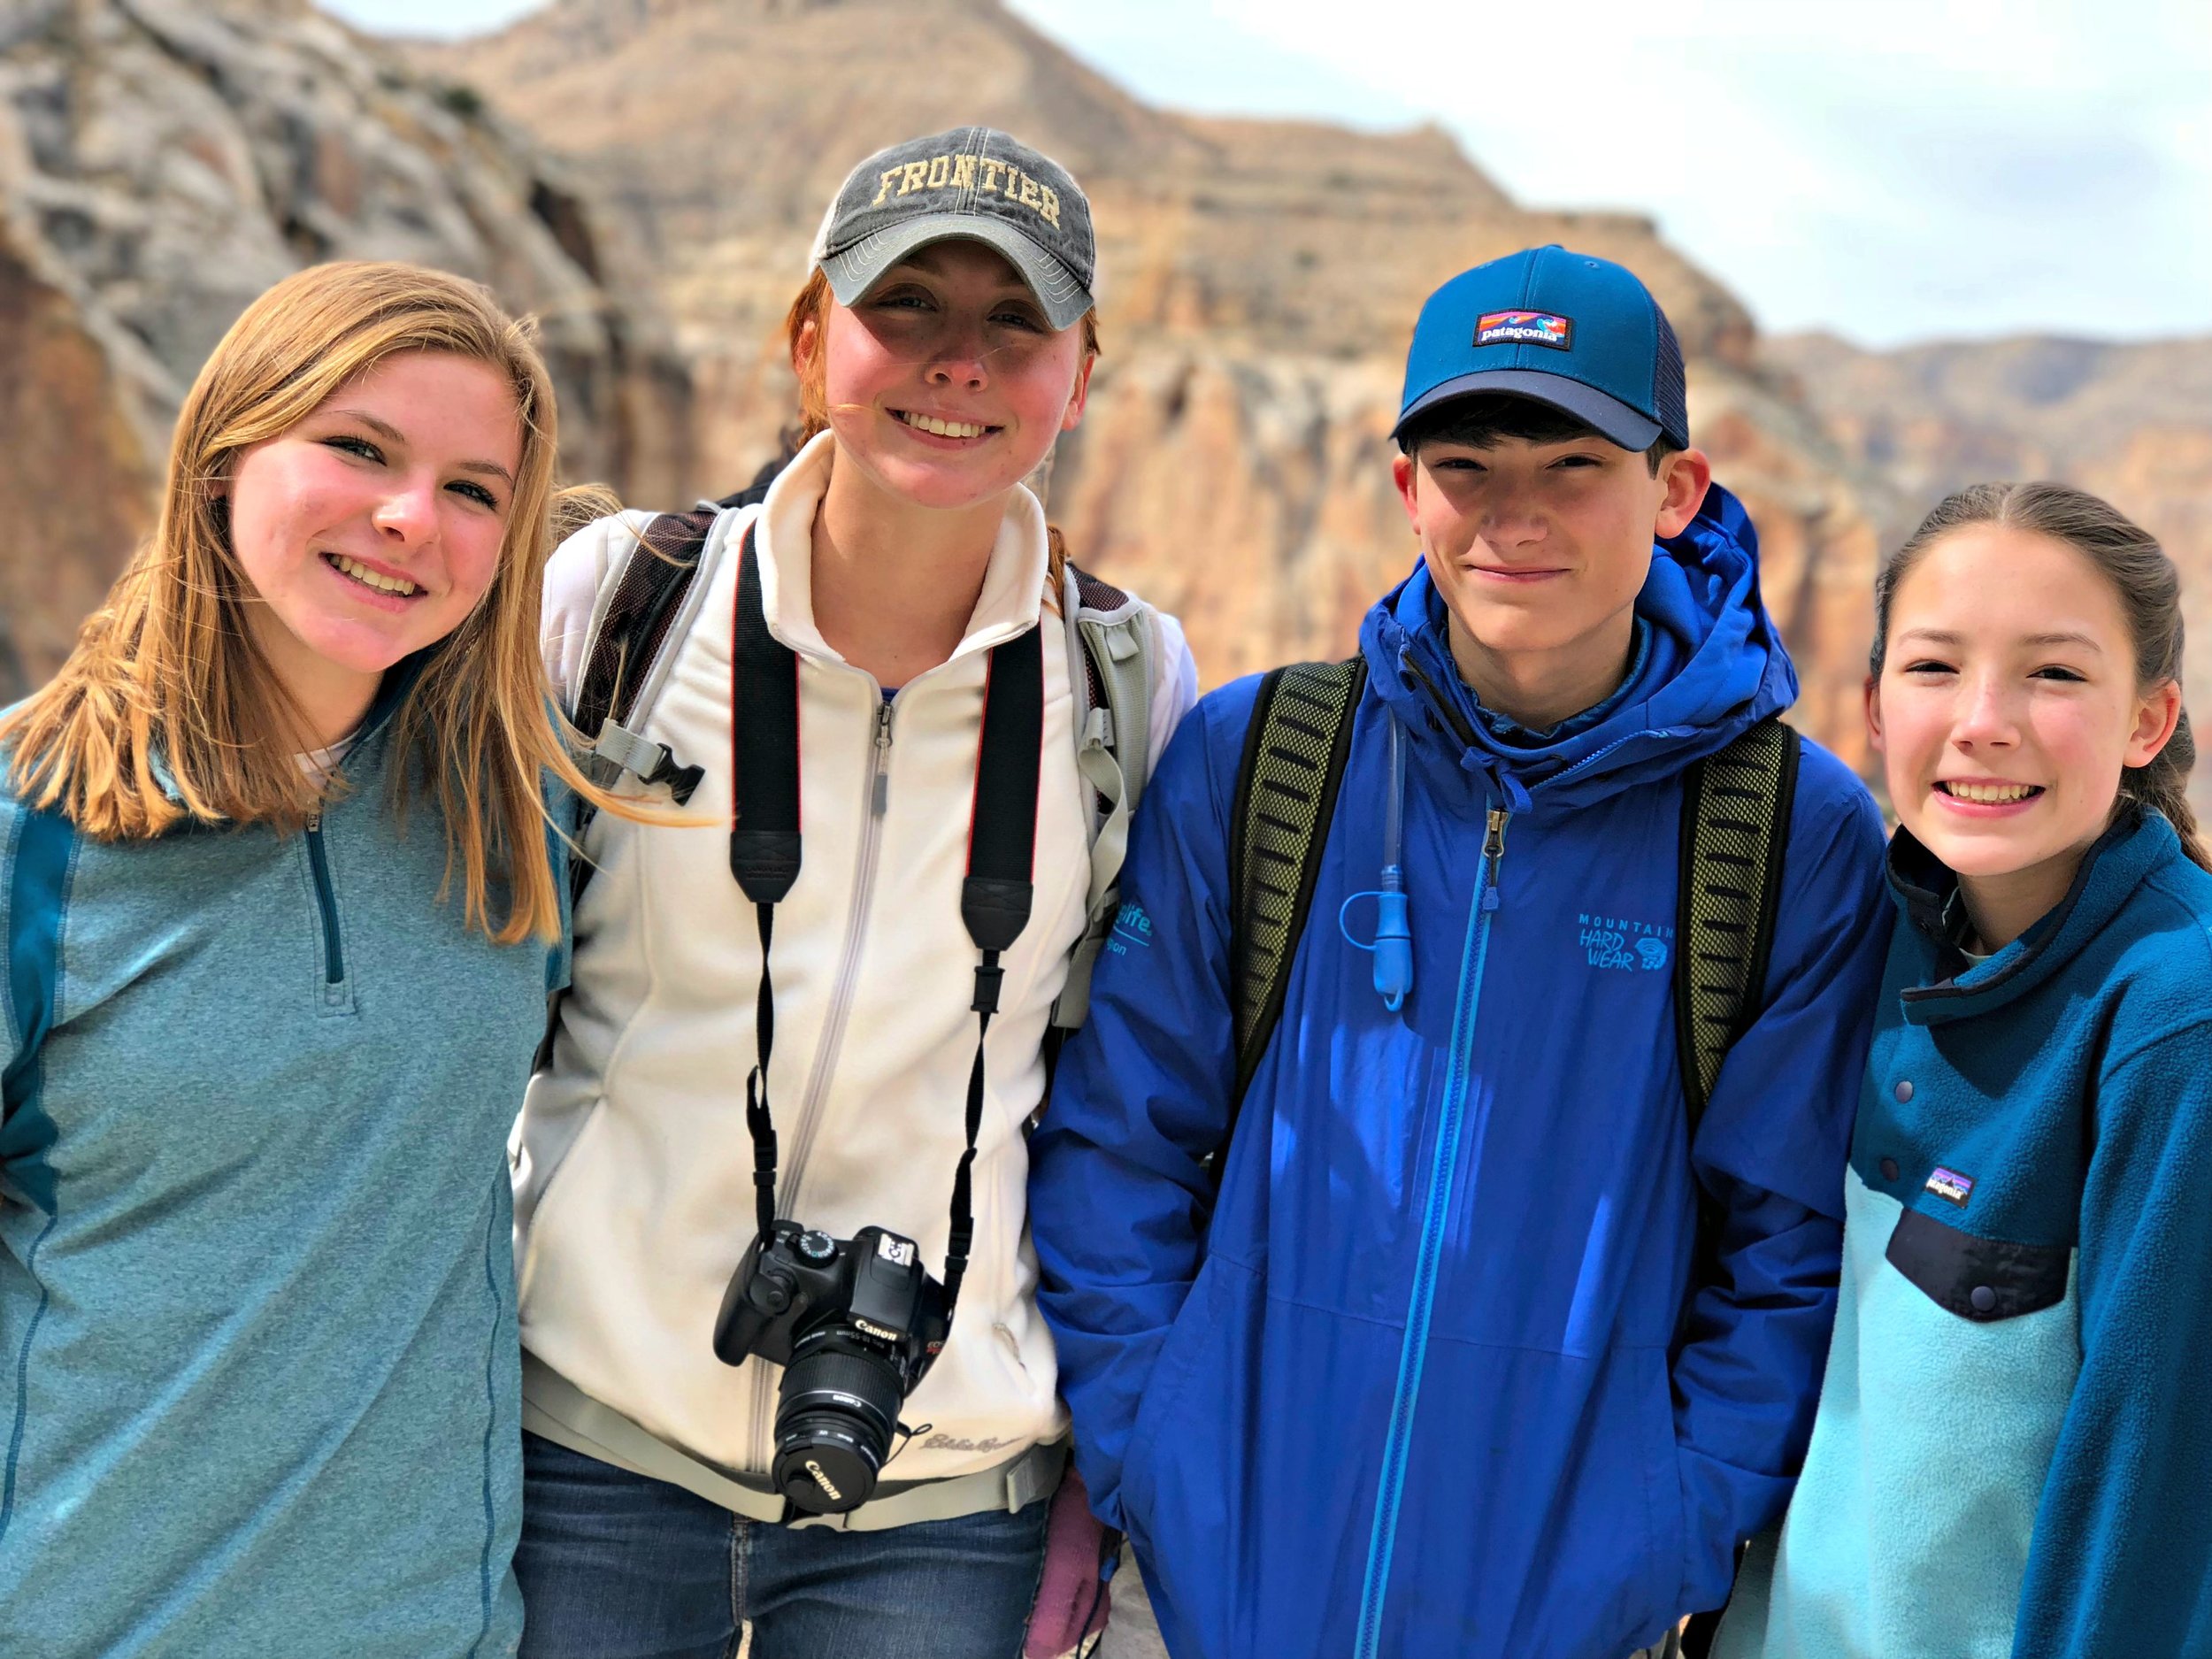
[1894, 1079, 1915, 1102]
[1970, 1285, 1998, 1314]
[1879, 1157, 1901, 1182]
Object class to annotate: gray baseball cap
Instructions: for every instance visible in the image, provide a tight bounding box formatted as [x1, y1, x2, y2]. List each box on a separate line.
[810, 127, 1096, 331]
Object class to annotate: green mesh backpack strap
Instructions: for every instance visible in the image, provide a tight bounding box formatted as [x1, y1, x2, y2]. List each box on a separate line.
[1225, 656, 1368, 1148]
[1673, 714, 1801, 1134]
[1673, 716, 1799, 1657]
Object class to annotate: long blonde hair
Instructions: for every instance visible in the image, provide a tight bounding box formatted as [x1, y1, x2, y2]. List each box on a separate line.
[0, 260, 614, 943]
[782, 267, 1100, 591]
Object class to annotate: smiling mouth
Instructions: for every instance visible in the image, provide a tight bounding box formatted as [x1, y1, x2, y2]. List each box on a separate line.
[891, 409, 997, 440]
[322, 552, 421, 597]
[1936, 780, 2044, 804]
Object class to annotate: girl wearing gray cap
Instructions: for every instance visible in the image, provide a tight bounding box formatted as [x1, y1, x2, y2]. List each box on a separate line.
[510, 128, 1196, 1658]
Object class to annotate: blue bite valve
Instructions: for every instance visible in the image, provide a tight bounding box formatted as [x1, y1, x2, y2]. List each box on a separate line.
[1372, 870, 1412, 1011]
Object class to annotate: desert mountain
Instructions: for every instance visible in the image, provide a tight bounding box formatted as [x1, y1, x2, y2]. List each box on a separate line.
[11, 0, 2200, 807]
[410, 0, 1899, 768]
[0, 0, 693, 701]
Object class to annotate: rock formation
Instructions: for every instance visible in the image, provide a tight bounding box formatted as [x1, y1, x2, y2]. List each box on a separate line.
[13, 0, 2199, 810]
[411, 0, 1900, 770]
[0, 0, 694, 702]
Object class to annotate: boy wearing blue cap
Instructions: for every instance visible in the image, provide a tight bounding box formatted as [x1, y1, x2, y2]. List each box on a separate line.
[1028, 247, 1893, 1658]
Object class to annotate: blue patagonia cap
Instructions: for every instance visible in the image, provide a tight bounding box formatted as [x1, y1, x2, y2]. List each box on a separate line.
[1394, 245, 1689, 451]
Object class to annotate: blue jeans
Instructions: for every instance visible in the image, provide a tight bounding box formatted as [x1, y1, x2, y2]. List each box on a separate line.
[516, 1432, 1049, 1659]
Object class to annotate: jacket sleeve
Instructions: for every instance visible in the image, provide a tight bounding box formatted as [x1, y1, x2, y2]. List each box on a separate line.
[1027, 687, 1247, 1532]
[1673, 754, 1892, 1614]
[2010, 1023, 2212, 1658]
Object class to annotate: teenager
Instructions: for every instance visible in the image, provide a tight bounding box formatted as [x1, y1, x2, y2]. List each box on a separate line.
[1027, 246, 1895, 1658]
[0, 261, 608, 1656]
[509, 128, 1196, 1658]
[1715, 482, 2212, 1659]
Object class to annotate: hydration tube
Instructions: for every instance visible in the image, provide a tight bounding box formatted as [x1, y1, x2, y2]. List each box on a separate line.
[1339, 715, 1415, 1011]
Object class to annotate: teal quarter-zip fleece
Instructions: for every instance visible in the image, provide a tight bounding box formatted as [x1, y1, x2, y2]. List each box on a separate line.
[0, 716, 560, 1659]
[1717, 807, 2212, 1659]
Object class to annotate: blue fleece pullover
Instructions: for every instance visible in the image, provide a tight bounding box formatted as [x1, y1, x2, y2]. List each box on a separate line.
[0, 703, 560, 1657]
[1717, 808, 2212, 1659]
[1029, 485, 1893, 1659]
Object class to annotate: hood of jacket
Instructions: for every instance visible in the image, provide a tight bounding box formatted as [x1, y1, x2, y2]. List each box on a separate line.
[1359, 481, 1797, 818]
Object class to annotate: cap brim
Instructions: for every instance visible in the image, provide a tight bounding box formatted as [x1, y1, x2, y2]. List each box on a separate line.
[1392, 369, 1666, 450]
[819, 213, 1093, 332]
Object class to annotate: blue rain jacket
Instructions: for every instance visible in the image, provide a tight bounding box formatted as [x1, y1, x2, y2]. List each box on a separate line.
[1029, 486, 1893, 1659]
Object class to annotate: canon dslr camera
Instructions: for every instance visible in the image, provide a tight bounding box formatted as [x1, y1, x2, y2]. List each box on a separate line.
[712, 1219, 949, 1515]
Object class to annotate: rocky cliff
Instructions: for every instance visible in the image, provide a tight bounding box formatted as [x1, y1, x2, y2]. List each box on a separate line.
[0, 0, 694, 702]
[411, 0, 1900, 769]
[17, 0, 2198, 805]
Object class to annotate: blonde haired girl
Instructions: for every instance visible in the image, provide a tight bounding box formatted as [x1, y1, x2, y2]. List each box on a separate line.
[0, 260, 612, 1657]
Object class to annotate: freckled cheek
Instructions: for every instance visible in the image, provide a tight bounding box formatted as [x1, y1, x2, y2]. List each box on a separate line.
[821, 334, 906, 413]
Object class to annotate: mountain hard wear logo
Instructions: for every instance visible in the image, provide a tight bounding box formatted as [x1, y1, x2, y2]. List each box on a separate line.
[1476, 310, 1573, 349]
[1577, 911, 1671, 972]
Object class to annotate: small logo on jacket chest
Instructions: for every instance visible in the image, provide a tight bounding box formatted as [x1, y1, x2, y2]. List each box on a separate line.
[1576, 912, 1673, 972]
[1926, 1166, 1976, 1208]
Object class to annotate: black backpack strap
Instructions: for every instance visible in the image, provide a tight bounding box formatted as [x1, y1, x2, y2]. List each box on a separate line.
[573, 509, 717, 809]
[540, 507, 732, 1075]
[1673, 716, 1801, 1133]
[1222, 657, 1368, 1166]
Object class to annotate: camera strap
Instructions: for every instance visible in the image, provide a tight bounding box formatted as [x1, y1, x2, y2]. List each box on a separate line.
[726, 524, 1043, 1324]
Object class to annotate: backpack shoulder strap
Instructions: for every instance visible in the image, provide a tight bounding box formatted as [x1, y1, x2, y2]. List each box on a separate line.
[1673, 715, 1801, 1133]
[1050, 561, 1159, 1032]
[1228, 656, 1367, 1116]
[1671, 715, 1799, 1656]
[573, 506, 741, 810]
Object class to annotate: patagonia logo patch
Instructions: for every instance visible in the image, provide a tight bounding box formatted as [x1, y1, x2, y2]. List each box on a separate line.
[1925, 1166, 1976, 1208]
[1476, 310, 1573, 350]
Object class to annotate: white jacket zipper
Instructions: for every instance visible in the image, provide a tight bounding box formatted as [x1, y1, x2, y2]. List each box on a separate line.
[748, 690, 897, 1466]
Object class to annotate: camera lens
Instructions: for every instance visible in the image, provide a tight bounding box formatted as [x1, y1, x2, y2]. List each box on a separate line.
[772, 1335, 905, 1515]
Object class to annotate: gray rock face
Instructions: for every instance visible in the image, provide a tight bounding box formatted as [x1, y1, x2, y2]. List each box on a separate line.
[0, 0, 695, 701]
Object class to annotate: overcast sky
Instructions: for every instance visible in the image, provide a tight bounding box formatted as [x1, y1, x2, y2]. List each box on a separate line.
[322, 0, 2212, 349]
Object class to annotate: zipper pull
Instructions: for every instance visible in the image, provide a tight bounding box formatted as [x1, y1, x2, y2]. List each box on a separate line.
[1481, 808, 1509, 910]
[872, 701, 894, 816]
